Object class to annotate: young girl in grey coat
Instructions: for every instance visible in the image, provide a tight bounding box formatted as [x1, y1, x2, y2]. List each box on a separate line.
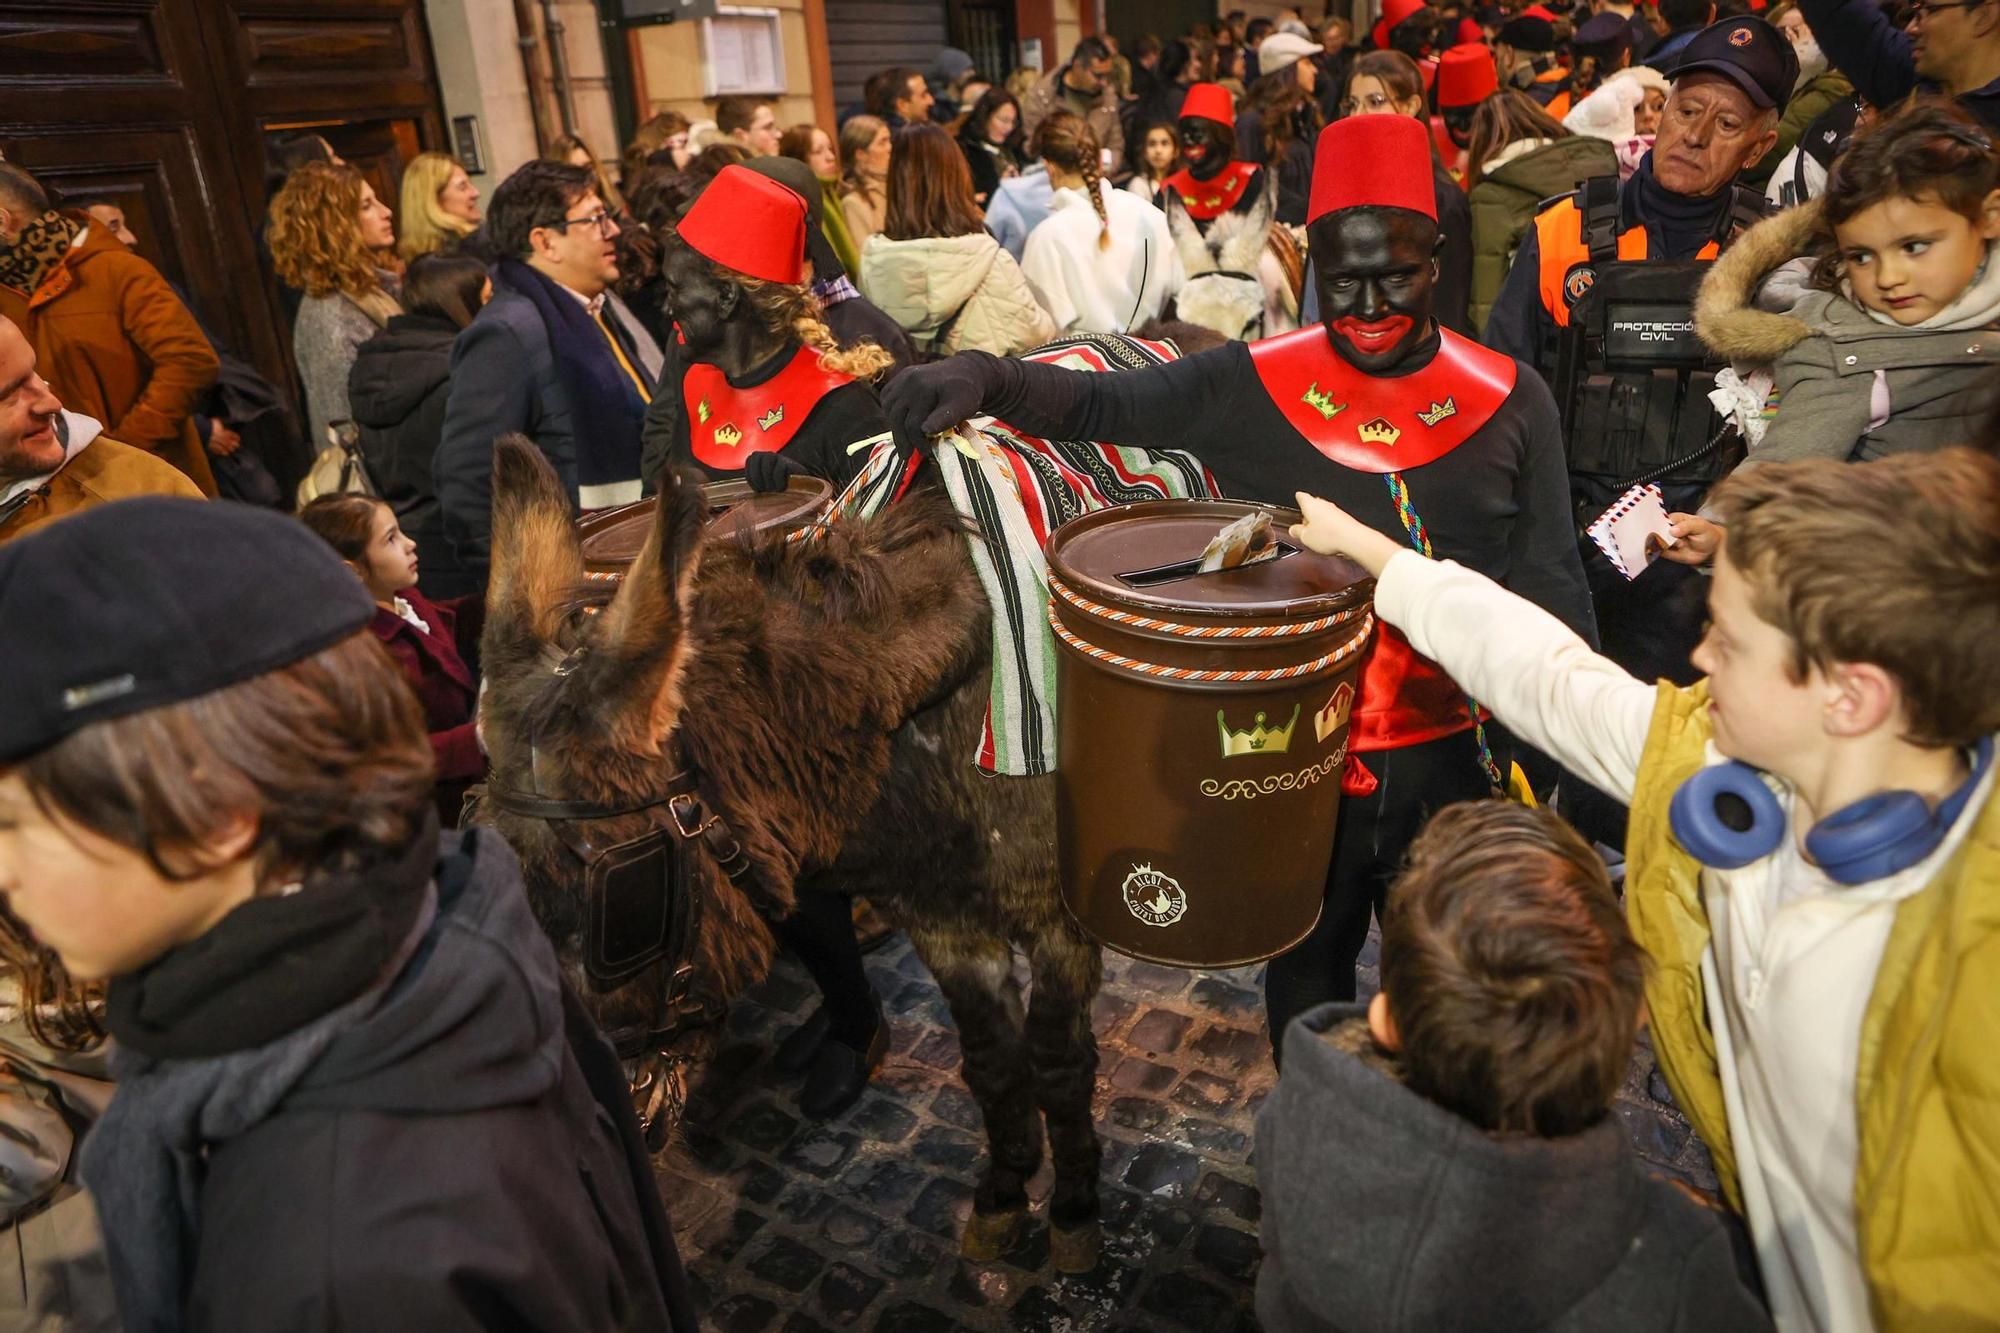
[1695, 103, 2000, 467]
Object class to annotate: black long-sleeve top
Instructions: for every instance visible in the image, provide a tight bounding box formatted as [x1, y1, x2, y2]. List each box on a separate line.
[960, 330, 1595, 644]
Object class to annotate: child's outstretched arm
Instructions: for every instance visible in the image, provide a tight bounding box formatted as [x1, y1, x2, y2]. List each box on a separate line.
[1292, 493, 1659, 802]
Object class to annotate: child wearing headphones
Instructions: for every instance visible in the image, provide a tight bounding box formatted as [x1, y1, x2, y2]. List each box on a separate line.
[1285, 447, 2000, 1333]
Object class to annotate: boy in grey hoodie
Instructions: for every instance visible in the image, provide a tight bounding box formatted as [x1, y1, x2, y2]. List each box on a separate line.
[1255, 801, 1771, 1333]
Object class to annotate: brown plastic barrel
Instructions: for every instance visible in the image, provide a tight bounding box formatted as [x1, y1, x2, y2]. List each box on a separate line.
[577, 476, 833, 582]
[1046, 500, 1375, 968]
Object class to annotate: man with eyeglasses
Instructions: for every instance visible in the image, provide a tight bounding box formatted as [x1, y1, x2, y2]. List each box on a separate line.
[433, 159, 663, 583]
[1801, 0, 2000, 129]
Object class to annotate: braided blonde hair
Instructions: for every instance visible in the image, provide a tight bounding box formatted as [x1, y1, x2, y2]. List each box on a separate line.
[1031, 110, 1110, 251]
[732, 268, 896, 380]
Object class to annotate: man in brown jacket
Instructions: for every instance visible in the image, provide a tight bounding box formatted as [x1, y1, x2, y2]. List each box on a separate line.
[1018, 37, 1126, 169]
[0, 315, 199, 545]
[0, 163, 218, 495]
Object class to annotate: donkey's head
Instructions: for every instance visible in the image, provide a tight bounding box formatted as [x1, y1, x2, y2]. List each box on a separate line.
[478, 435, 774, 1041]
[1165, 183, 1277, 342]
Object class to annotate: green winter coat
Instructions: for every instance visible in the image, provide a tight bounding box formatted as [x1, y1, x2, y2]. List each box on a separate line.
[1741, 70, 1855, 190]
[1466, 136, 1620, 334]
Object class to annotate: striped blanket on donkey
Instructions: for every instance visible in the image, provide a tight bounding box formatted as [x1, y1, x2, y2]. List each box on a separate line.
[827, 333, 1217, 775]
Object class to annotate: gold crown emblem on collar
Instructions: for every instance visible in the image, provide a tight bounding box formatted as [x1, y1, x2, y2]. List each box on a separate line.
[1417, 397, 1457, 427]
[713, 423, 743, 447]
[1357, 417, 1402, 447]
[759, 405, 784, 431]
[1301, 382, 1347, 421]
[1217, 705, 1300, 758]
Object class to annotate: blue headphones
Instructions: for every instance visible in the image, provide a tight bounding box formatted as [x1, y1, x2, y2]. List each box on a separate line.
[1667, 736, 1994, 885]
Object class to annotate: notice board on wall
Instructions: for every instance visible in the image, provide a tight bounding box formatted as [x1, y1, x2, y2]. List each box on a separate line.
[701, 7, 785, 96]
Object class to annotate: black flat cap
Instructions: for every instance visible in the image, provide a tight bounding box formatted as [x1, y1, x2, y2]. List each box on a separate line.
[0, 498, 376, 763]
[1672, 16, 1798, 110]
[1496, 15, 1556, 52]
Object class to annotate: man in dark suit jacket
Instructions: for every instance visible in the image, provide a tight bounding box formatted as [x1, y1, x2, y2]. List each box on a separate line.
[432, 160, 662, 580]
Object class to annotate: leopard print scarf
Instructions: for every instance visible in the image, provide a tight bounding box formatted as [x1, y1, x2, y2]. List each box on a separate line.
[0, 211, 83, 296]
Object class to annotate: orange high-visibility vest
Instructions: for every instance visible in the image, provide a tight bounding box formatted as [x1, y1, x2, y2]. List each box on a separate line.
[1532, 195, 1722, 329]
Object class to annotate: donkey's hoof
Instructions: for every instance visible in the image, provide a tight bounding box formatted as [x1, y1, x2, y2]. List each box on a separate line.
[959, 1207, 1026, 1262]
[1049, 1221, 1101, 1274]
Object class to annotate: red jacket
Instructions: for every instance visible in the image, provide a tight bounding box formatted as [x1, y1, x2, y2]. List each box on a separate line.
[369, 588, 483, 788]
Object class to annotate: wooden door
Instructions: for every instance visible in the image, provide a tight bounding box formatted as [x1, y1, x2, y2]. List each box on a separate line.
[0, 0, 444, 401]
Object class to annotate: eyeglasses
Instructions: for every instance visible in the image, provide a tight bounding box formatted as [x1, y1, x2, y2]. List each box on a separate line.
[1907, 0, 1977, 22]
[544, 210, 616, 237]
[1340, 92, 1396, 115]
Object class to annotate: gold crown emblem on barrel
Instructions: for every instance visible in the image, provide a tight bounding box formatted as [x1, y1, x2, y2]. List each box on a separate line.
[1357, 417, 1402, 447]
[1314, 681, 1355, 741]
[1217, 704, 1300, 758]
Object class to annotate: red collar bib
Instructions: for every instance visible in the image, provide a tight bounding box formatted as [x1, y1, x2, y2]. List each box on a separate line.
[682, 344, 855, 469]
[1162, 162, 1259, 221]
[1246, 326, 1517, 473]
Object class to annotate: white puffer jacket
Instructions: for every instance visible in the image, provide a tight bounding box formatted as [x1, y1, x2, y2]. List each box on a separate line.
[859, 231, 1055, 357]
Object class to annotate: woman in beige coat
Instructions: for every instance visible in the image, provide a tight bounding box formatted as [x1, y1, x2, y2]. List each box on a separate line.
[858, 124, 1053, 357]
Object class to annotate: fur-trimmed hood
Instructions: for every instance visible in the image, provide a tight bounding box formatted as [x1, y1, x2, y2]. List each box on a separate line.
[1695, 198, 1828, 363]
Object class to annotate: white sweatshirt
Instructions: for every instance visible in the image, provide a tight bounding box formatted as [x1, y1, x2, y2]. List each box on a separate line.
[1019, 182, 1182, 336]
[1375, 550, 1995, 1333]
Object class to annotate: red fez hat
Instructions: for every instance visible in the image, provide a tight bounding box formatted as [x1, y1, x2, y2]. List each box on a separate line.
[1179, 82, 1235, 127]
[1308, 116, 1437, 224]
[676, 164, 808, 286]
[1373, 0, 1428, 45]
[1437, 43, 1498, 108]
[1455, 16, 1485, 45]
[1520, 4, 1557, 18]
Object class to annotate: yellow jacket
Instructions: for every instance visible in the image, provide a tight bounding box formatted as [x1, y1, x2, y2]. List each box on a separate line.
[1627, 681, 2000, 1330]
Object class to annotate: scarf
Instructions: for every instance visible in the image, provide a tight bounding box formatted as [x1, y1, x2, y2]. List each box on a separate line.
[1847, 240, 2000, 331]
[1629, 154, 1733, 260]
[0, 210, 82, 295]
[498, 259, 647, 491]
[817, 177, 863, 277]
[82, 816, 440, 1331]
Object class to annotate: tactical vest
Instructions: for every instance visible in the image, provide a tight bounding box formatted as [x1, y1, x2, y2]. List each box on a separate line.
[1533, 175, 1768, 515]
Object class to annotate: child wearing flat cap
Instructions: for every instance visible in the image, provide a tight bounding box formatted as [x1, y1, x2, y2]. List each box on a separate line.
[0, 500, 694, 1330]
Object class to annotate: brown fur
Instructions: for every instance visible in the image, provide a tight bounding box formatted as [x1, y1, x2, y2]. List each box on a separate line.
[1695, 199, 1827, 364]
[478, 439, 1108, 1249]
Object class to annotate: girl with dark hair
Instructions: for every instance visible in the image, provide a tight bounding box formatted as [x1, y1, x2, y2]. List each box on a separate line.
[299, 492, 484, 821]
[345, 251, 490, 599]
[1465, 90, 1617, 331]
[858, 123, 1053, 355]
[955, 88, 1024, 205]
[1341, 51, 1474, 335]
[1696, 102, 2000, 468]
[1020, 112, 1181, 333]
[1125, 121, 1181, 198]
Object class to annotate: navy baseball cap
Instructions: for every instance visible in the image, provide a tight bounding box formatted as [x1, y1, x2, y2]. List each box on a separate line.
[1671, 16, 1799, 111]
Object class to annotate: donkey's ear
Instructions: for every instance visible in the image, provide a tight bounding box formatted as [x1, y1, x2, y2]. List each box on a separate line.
[1222, 183, 1277, 274]
[488, 434, 584, 657]
[1164, 188, 1212, 277]
[589, 464, 709, 755]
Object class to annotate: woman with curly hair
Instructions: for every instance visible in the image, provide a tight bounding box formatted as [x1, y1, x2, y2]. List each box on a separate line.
[395, 151, 481, 262]
[267, 161, 403, 453]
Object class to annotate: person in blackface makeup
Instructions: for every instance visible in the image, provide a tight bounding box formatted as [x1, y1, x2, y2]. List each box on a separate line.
[1154, 83, 1269, 235]
[883, 113, 1593, 1061]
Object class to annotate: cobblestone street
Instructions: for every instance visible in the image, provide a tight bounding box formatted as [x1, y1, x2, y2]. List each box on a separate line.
[660, 931, 1718, 1333]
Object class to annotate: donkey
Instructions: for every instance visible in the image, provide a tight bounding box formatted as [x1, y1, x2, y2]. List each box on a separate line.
[476, 437, 1107, 1271]
[1164, 184, 1302, 341]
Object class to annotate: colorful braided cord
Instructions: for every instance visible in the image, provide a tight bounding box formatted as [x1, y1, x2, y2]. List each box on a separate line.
[1382, 471, 1505, 790]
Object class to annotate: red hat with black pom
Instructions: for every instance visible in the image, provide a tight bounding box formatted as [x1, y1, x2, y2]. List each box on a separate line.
[1307, 115, 1437, 224]
[675, 163, 809, 285]
[1178, 82, 1236, 127]
[1437, 43, 1499, 108]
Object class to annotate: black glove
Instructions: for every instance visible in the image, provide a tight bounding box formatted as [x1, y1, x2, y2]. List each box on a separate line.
[879, 353, 1002, 446]
[744, 449, 807, 494]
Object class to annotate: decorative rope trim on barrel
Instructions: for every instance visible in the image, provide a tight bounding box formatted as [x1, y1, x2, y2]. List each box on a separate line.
[1047, 575, 1368, 641]
[1046, 605, 1375, 683]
